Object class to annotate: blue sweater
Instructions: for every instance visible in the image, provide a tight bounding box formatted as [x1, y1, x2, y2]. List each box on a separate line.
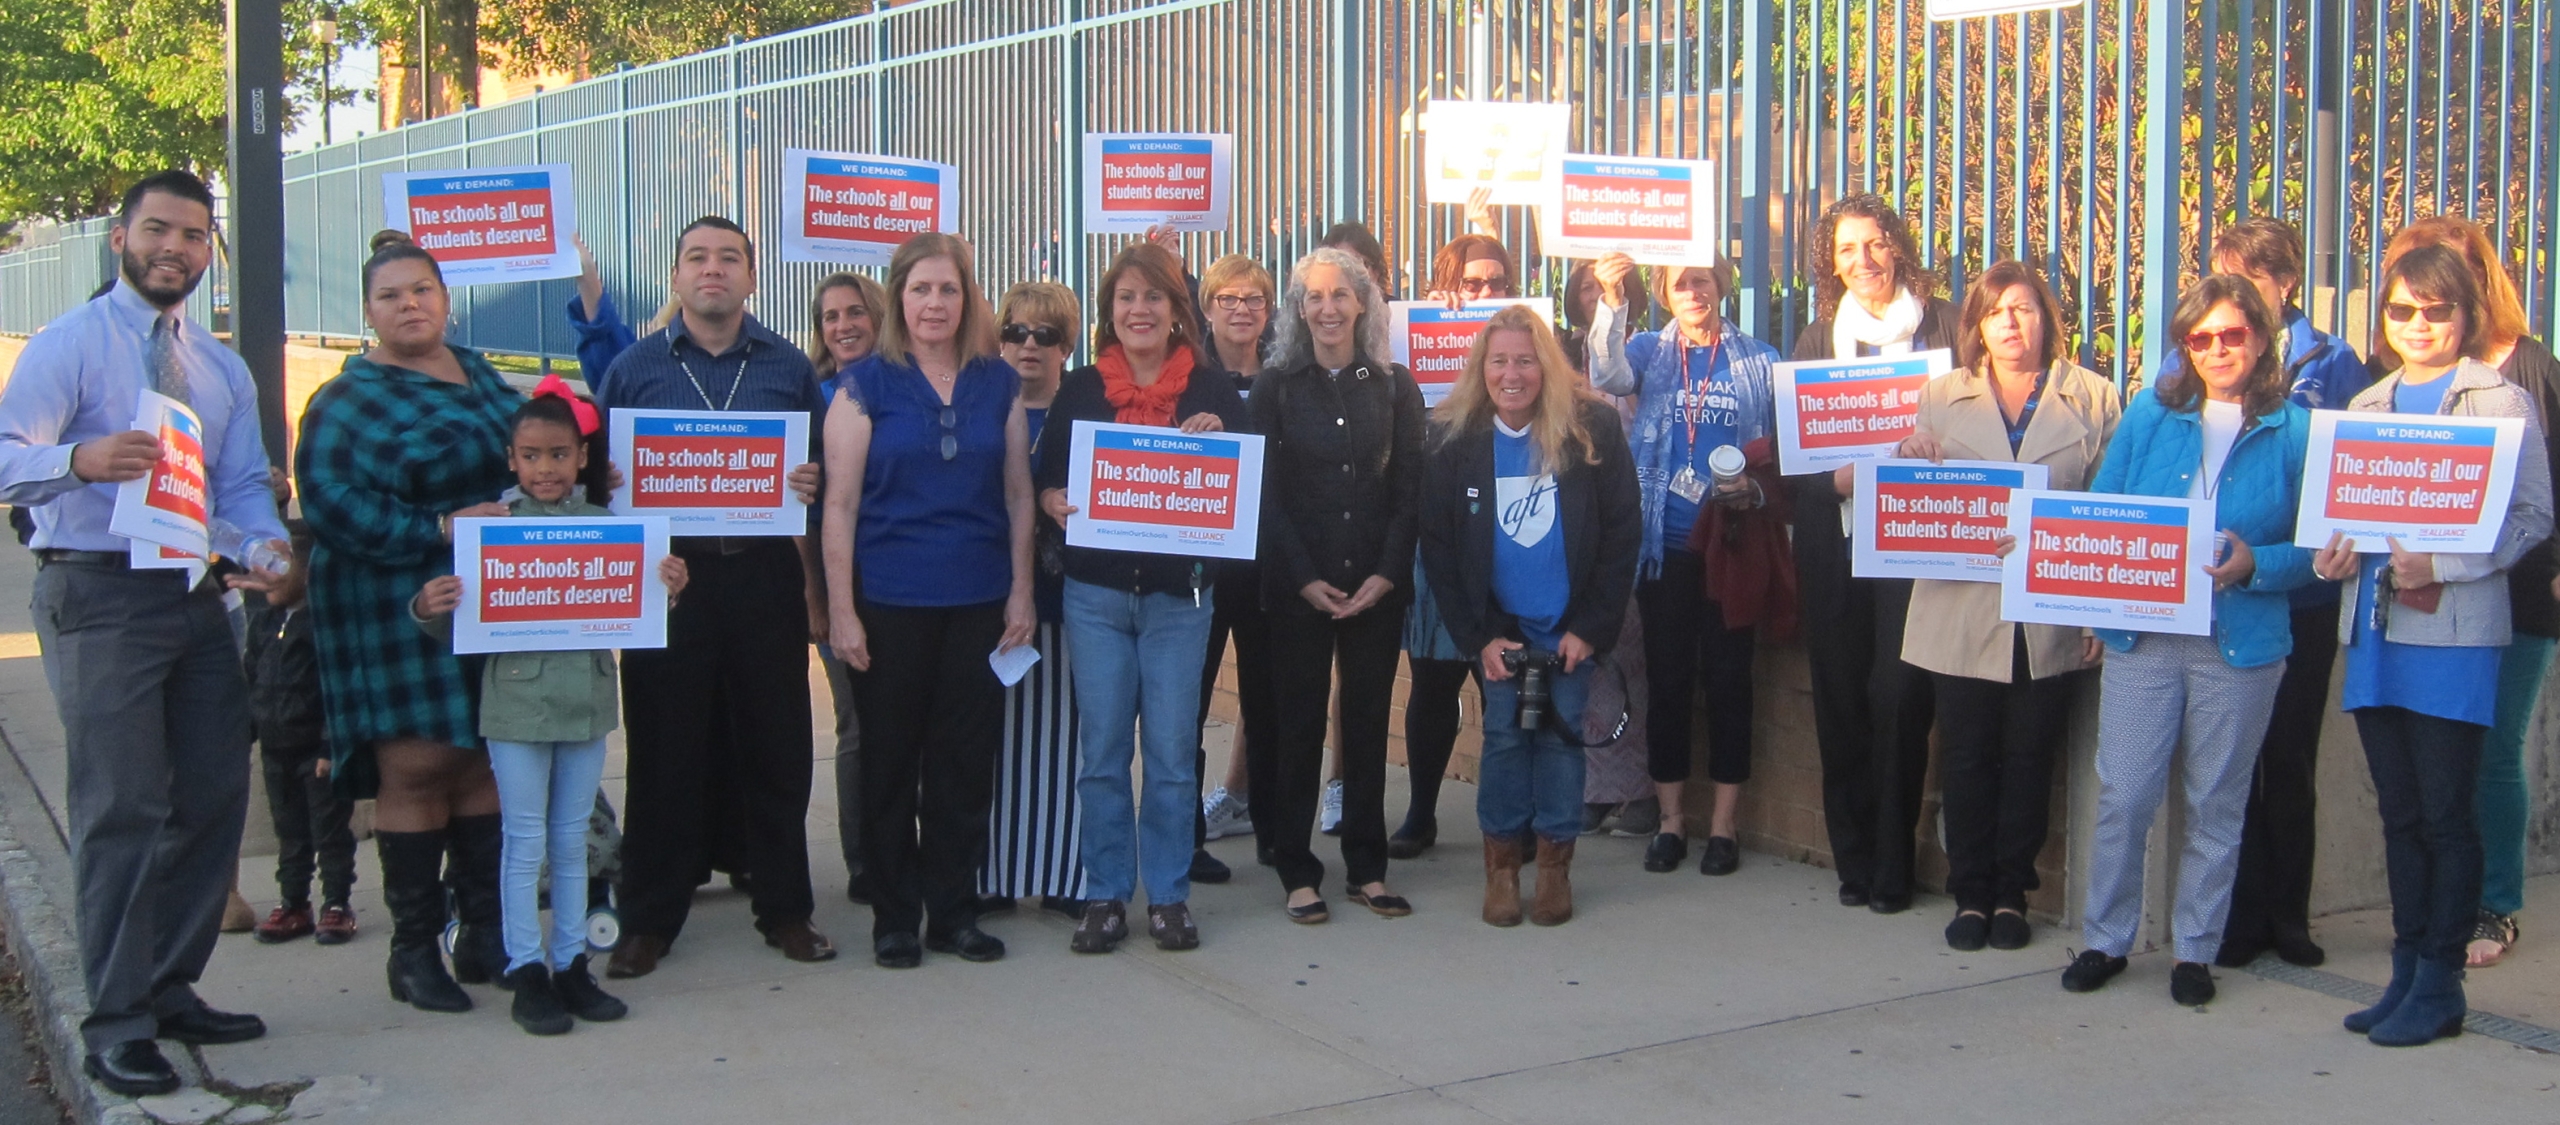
[2089, 389, 2316, 668]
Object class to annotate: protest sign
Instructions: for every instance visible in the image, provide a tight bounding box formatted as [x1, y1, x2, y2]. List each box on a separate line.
[1063, 421, 1265, 561]
[452, 517, 671, 654]
[1081, 134, 1235, 233]
[380, 165, 579, 286]
[2292, 410, 2527, 553]
[108, 389, 210, 558]
[1388, 298, 1559, 406]
[779, 149, 958, 266]
[607, 409, 810, 535]
[2000, 491, 2213, 635]
[1423, 100, 1572, 205]
[1772, 350, 1950, 475]
[1852, 459, 2049, 581]
[1539, 156, 1721, 266]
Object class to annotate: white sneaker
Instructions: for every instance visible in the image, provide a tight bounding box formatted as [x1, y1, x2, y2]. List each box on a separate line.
[1319, 778, 1345, 836]
[1202, 787, 1254, 840]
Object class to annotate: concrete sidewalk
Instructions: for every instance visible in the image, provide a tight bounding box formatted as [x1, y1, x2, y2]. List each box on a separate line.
[0, 544, 2552, 1123]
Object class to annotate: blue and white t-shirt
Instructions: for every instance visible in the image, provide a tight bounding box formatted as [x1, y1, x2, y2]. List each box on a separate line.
[1491, 421, 1571, 650]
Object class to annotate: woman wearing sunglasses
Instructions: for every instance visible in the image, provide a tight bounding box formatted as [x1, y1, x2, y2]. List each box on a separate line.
[2060, 275, 2317, 1008]
[1033, 243, 1246, 952]
[968, 281, 1093, 922]
[2310, 245, 2551, 1046]
[823, 232, 1037, 969]
[2377, 217, 2560, 972]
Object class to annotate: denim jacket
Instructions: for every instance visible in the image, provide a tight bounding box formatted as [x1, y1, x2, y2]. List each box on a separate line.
[2090, 388, 2316, 668]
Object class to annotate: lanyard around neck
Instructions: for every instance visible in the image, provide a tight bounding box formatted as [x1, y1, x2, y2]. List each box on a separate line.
[678, 350, 749, 411]
[1676, 334, 1726, 450]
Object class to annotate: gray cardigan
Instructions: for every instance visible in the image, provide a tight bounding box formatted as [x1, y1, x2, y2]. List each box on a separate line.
[2337, 359, 2554, 648]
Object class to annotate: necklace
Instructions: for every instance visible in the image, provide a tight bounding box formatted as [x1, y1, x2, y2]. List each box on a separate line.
[678, 354, 749, 411]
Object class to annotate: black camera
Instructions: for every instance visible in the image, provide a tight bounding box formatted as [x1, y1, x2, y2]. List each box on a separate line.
[1500, 647, 1562, 732]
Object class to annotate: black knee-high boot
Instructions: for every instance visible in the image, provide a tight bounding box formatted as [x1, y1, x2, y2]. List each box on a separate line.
[444, 813, 509, 987]
[380, 829, 470, 1012]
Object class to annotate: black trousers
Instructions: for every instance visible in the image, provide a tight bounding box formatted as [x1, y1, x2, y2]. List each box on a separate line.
[2222, 604, 2339, 949]
[1400, 656, 1478, 828]
[2354, 706, 2486, 969]
[1262, 604, 1402, 891]
[1636, 549, 1755, 785]
[617, 541, 817, 944]
[1195, 569, 1276, 847]
[1798, 531, 1936, 896]
[261, 740, 355, 907]
[851, 597, 1006, 938]
[1933, 636, 2081, 913]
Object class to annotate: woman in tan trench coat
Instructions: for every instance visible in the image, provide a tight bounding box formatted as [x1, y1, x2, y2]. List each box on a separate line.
[1889, 260, 2121, 953]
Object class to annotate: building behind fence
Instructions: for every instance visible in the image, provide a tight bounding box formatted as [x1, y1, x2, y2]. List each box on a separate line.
[3, 0, 2556, 389]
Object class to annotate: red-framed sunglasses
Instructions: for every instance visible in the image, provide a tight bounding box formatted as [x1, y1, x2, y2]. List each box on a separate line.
[2182, 325, 2253, 352]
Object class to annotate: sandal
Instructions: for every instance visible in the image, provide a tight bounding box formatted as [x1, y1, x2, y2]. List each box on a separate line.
[2467, 908, 2519, 968]
[1346, 886, 1412, 917]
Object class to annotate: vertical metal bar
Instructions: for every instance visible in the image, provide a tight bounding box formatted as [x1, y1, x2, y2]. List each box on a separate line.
[1951, 18, 1966, 290]
[2044, 6, 2060, 294]
[1923, 13, 1938, 258]
[2140, 0, 2187, 381]
[2114, 0, 2133, 381]
[1834, 0, 1850, 198]
[2433, 1, 2450, 217]
[1739, 0, 1775, 340]
[2198, 0, 2219, 252]
[2495, 0, 2516, 257]
[2012, 12, 2030, 261]
[1893, 0, 1909, 207]
[2465, 0, 2482, 217]
[2234, 0, 2256, 217]
[2272, 0, 2288, 219]
[2533, 0, 2555, 325]
[1863, 0, 1878, 191]
[1982, 15, 1996, 266]
[1060, 0, 1085, 292]
[2078, 0, 2095, 364]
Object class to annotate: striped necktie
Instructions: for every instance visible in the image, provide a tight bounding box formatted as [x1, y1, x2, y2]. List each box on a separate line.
[148, 314, 191, 406]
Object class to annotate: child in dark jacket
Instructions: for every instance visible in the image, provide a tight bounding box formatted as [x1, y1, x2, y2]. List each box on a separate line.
[246, 525, 359, 944]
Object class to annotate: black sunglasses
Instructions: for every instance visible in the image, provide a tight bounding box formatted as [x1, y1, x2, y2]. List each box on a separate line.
[1000, 322, 1068, 348]
[2382, 301, 2459, 324]
[937, 406, 958, 461]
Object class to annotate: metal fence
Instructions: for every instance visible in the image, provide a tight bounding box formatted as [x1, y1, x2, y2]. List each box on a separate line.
[4, 0, 2555, 385]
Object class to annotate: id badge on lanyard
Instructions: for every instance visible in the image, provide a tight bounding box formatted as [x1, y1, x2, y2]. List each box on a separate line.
[1669, 336, 1723, 504]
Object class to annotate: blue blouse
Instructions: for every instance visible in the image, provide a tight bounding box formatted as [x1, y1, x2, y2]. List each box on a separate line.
[2340, 553, 2502, 726]
[844, 353, 1020, 607]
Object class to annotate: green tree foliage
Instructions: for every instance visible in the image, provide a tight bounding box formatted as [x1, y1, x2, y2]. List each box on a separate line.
[0, 0, 349, 228]
[473, 0, 870, 75]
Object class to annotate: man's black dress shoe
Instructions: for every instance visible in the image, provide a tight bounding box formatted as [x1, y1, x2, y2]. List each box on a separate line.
[873, 932, 923, 969]
[156, 1000, 266, 1045]
[85, 1039, 179, 1096]
[924, 926, 1007, 962]
[1189, 849, 1232, 884]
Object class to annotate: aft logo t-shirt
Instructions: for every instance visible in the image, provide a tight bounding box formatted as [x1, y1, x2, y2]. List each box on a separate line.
[1491, 421, 1569, 650]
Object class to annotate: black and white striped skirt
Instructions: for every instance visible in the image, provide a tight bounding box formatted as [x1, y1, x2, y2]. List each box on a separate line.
[980, 620, 1090, 898]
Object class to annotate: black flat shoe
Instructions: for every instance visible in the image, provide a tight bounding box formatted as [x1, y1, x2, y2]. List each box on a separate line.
[925, 926, 1007, 962]
[2170, 961, 2217, 1006]
[2270, 927, 2326, 967]
[1945, 911, 1990, 951]
[156, 999, 266, 1045]
[1868, 893, 1912, 915]
[1838, 884, 1870, 908]
[1386, 818, 1436, 860]
[873, 932, 923, 969]
[1642, 833, 1687, 873]
[1189, 849, 1232, 884]
[1988, 910, 2032, 950]
[1698, 836, 1740, 876]
[2214, 939, 2266, 969]
[84, 1040, 178, 1097]
[1285, 897, 1330, 924]
[2061, 949, 2128, 993]
[1346, 887, 1412, 917]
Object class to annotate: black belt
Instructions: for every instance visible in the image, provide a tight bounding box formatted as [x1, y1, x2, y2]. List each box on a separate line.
[33, 548, 130, 567]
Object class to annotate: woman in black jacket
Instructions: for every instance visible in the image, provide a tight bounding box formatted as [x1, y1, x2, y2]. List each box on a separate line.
[1419, 306, 1640, 927]
[1784, 193, 1959, 914]
[1035, 244, 1247, 953]
[1249, 246, 1427, 923]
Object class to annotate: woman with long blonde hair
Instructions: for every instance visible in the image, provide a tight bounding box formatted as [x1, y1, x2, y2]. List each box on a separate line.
[1417, 306, 1640, 926]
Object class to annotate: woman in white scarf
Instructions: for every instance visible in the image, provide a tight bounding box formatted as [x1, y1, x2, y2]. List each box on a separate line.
[1786, 194, 1962, 916]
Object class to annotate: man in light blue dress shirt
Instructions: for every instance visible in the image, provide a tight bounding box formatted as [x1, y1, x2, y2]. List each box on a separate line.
[0, 171, 290, 1095]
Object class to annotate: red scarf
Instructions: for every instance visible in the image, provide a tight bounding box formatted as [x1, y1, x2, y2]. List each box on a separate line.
[1097, 343, 1194, 427]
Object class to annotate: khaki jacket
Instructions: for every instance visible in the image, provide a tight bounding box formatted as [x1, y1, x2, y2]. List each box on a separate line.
[1899, 362, 2124, 681]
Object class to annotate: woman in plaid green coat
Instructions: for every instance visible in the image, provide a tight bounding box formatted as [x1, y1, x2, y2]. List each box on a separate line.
[295, 232, 522, 1013]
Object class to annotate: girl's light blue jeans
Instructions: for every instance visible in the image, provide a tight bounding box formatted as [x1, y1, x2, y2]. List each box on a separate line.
[487, 737, 610, 972]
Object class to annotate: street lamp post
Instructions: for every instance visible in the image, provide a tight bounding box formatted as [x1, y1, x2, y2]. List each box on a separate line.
[314, 11, 339, 146]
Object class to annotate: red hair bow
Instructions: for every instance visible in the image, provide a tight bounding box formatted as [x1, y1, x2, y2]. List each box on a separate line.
[532, 372, 601, 435]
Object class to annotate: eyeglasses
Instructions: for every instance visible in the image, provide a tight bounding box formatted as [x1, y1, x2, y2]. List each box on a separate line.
[1000, 322, 1068, 348]
[2382, 301, 2460, 324]
[937, 405, 958, 461]
[2182, 325, 2253, 352]
[1210, 294, 1269, 312]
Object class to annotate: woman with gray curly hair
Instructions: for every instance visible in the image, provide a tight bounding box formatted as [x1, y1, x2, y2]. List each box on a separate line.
[1247, 247, 1426, 923]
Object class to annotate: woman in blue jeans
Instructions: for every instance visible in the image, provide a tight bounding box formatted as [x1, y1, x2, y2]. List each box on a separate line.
[1418, 306, 1640, 927]
[2311, 245, 2552, 1046]
[1036, 243, 1247, 952]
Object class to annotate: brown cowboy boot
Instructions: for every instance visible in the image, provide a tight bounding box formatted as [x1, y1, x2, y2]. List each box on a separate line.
[1531, 836, 1575, 926]
[1482, 835, 1524, 927]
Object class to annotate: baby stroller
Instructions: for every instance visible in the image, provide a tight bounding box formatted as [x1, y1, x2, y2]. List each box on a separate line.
[444, 792, 624, 959]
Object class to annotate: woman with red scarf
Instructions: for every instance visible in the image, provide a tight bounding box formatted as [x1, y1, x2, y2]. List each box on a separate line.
[1035, 243, 1247, 953]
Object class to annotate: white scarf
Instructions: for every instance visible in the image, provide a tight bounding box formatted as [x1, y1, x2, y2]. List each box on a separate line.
[1832, 288, 1927, 358]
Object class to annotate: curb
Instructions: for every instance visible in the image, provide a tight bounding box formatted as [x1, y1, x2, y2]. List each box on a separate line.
[0, 748, 140, 1125]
